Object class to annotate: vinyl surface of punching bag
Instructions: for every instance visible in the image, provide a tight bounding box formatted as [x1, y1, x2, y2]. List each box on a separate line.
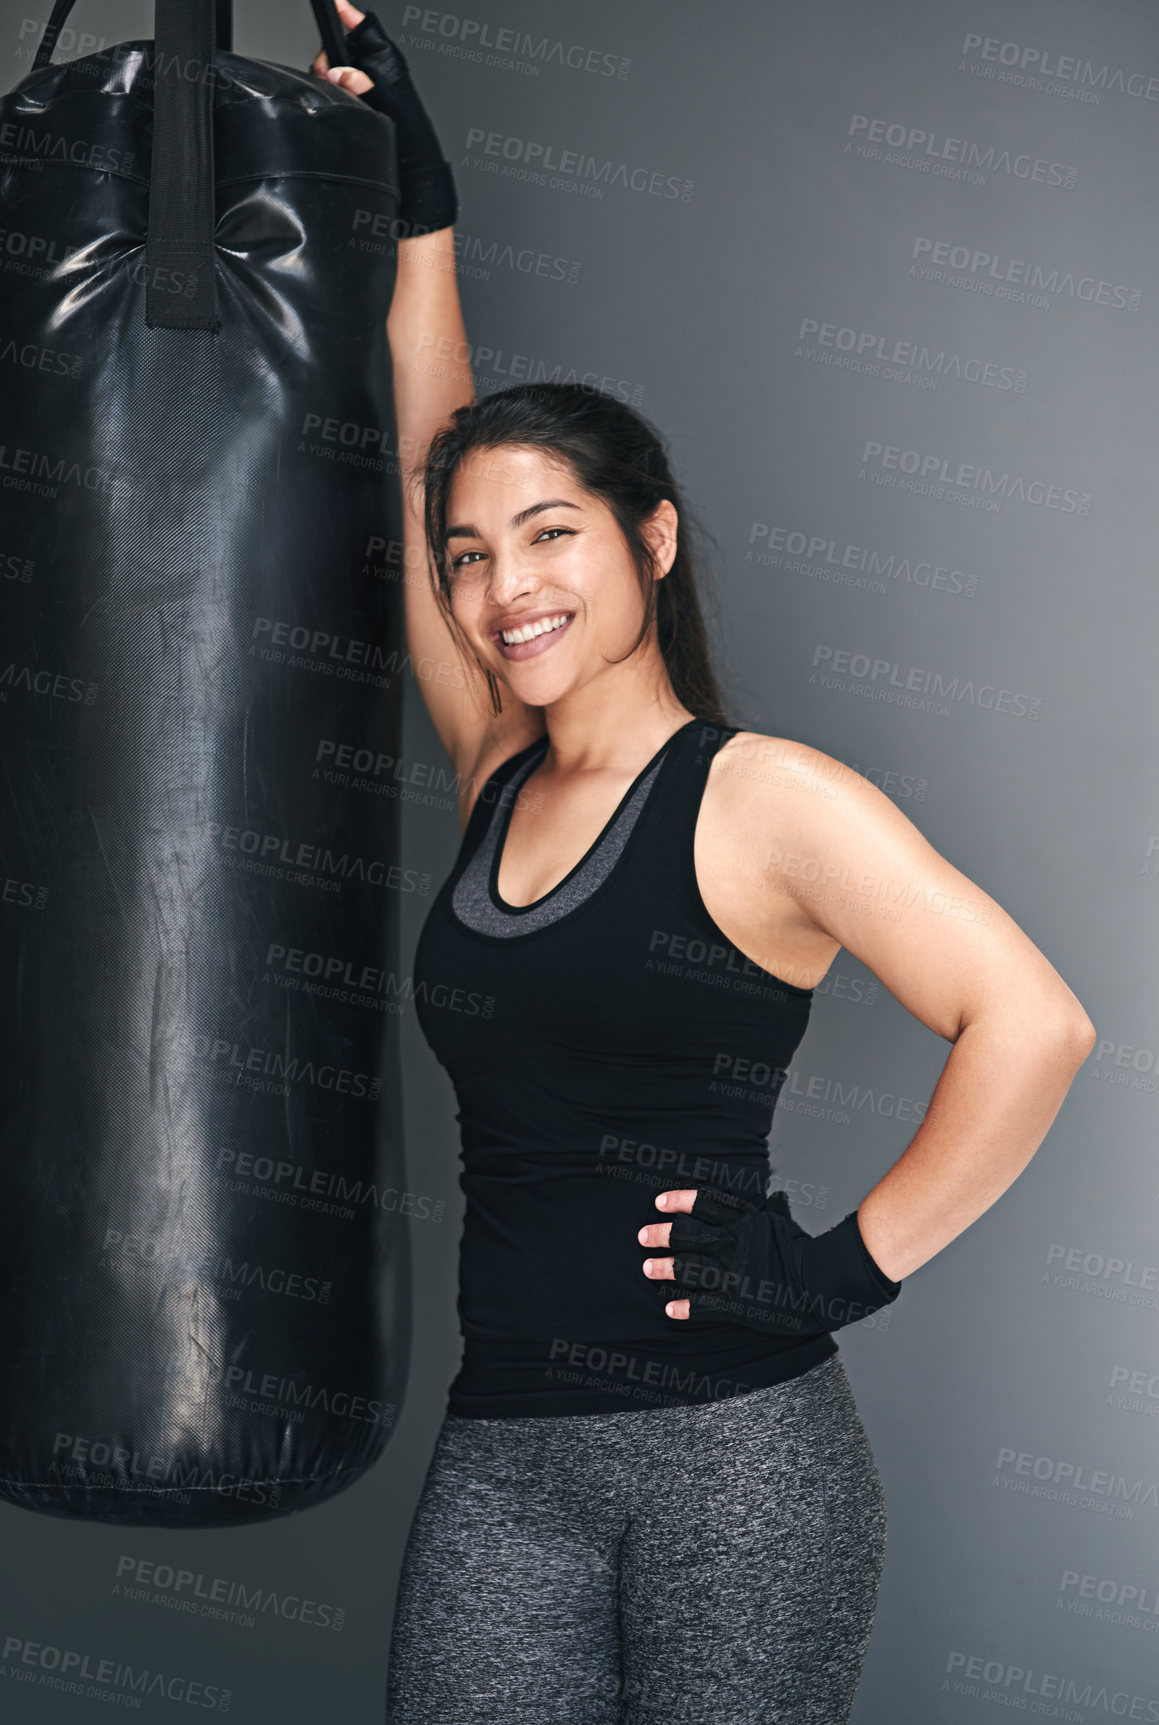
[0, 0, 411, 1525]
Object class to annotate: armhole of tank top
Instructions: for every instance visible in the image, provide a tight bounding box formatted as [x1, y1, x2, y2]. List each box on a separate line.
[693, 722, 815, 1000]
[450, 734, 547, 883]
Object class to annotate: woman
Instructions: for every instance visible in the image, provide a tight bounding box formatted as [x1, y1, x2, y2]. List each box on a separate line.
[315, 9, 1097, 1721]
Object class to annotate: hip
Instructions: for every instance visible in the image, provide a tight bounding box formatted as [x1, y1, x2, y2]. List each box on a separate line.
[431, 1350, 886, 1527]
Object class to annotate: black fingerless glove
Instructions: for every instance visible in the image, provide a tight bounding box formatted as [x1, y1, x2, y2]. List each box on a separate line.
[666, 1186, 903, 1338]
[343, 9, 459, 235]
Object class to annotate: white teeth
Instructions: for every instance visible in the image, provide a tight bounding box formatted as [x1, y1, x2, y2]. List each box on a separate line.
[500, 612, 571, 646]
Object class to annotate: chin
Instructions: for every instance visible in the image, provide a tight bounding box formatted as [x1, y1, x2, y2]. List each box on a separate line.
[500, 672, 573, 705]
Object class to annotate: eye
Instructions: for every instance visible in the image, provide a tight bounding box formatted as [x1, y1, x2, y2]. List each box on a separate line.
[450, 527, 574, 571]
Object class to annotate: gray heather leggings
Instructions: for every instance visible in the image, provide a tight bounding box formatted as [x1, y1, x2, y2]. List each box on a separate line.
[385, 1351, 887, 1724]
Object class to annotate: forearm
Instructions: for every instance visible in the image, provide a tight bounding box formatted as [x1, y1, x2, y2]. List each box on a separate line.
[384, 227, 475, 612]
[387, 226, 475, 484]
[854, 1009, 1095, 1283]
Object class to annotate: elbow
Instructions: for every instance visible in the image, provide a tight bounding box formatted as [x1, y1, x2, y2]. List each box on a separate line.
[1068, 1012, 1099, 1060]
[1050, 1007, 1098, 1071]
[962, 998, 1098, 1069]
[1021, 979, 1098, 1063]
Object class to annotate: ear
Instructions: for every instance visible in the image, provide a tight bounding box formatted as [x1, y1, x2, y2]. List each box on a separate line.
[641, 498, 679, 579]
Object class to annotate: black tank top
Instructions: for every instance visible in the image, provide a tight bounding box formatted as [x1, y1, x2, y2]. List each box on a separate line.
[413, 716, 838, 1417]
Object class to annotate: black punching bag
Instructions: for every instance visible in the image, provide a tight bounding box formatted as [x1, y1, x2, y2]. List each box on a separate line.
[0, 0, 412, 1525]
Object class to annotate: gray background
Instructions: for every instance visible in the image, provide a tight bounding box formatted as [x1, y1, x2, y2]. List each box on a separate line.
[2, 0, 1156, 1719]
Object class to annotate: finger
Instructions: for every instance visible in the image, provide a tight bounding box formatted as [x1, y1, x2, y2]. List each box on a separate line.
[636, 1221, 671, 1248]
[641, 1255, 675, 1281]
[665, 1213, 732, 1253]
[669, 1251, 732, 1292]
[664, 1298, 690, 1320]
[325, 65, 375, 94]
[689, 1185, 753, 1226]
[334, 0, 367, 25]
[654, 1188, 698, 1213]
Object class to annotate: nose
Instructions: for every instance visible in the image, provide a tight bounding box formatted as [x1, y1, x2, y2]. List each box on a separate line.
[484, 546, 539, 607]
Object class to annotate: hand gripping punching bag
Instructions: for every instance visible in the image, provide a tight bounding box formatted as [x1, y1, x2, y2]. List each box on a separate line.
[0, 0, 412, 1525]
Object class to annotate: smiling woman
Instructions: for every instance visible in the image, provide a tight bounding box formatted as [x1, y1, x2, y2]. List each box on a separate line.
[411, 387, 730, 801]
[353, 5, 1098, 1720]
[383, 387, 1095, 1725]
[450, 490, 582, 661]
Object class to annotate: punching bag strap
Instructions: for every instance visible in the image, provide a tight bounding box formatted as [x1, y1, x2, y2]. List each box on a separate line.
[145, 0, 218, 330]
[30, 0, 82, 71]
[213, 0, 349, 70]
[31, 0, 349, 334]
[32, 0, 348, 73]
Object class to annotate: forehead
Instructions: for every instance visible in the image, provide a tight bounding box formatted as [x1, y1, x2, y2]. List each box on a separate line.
[448, 445, 587, 516]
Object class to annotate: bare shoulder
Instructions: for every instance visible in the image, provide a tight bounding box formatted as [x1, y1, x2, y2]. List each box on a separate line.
[709, 726, 953, 891]
[714, 730, 851, 787]
[708, 730, 873, 836]
[709, 729, 1092, 1042]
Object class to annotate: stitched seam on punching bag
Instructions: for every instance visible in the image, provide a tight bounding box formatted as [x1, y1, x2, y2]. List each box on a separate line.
[0, 160, 401, 197]
[0, 156, 154, 187]
[0, 1476, 355, 1491]
[215, 170, 400, 193]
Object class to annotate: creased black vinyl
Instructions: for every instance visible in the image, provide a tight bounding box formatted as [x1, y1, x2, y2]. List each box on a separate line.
[0, 15, 410, 1525]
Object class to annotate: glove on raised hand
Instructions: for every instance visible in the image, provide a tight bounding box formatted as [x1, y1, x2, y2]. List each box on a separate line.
[666, 1185, 902, 1337]
[341, 9, 459, 235]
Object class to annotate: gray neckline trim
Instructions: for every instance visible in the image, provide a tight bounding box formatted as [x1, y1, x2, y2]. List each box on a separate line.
[451, 747, 668, 938]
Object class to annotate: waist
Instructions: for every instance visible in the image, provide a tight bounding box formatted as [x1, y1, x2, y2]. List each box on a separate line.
[447, 1331, 839, 1418]
[452, 1164, 838, 1417]
[456, 1152, 771, 1327]
[460, 1132, 776, 1192]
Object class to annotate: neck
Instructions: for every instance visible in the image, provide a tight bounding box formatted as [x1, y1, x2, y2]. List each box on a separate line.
[535, 677, 696, 777]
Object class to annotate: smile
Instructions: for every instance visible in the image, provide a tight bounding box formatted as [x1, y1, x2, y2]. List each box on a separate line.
[494, 611, 575, 659]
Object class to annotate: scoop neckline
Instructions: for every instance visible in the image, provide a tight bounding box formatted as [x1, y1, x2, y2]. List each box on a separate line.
[488, 718, 700, 915]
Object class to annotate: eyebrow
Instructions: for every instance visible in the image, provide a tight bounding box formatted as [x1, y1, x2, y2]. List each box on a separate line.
[445, 498, 582, 542]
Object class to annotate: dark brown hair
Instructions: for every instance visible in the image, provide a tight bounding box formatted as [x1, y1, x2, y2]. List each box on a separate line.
[417, 381, 730, 725]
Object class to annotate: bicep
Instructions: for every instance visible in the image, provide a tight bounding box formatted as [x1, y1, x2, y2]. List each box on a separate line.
[400, 546, 496, 765]
[767, 747, 1087, 1042]
[385, 230, 542, 779]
